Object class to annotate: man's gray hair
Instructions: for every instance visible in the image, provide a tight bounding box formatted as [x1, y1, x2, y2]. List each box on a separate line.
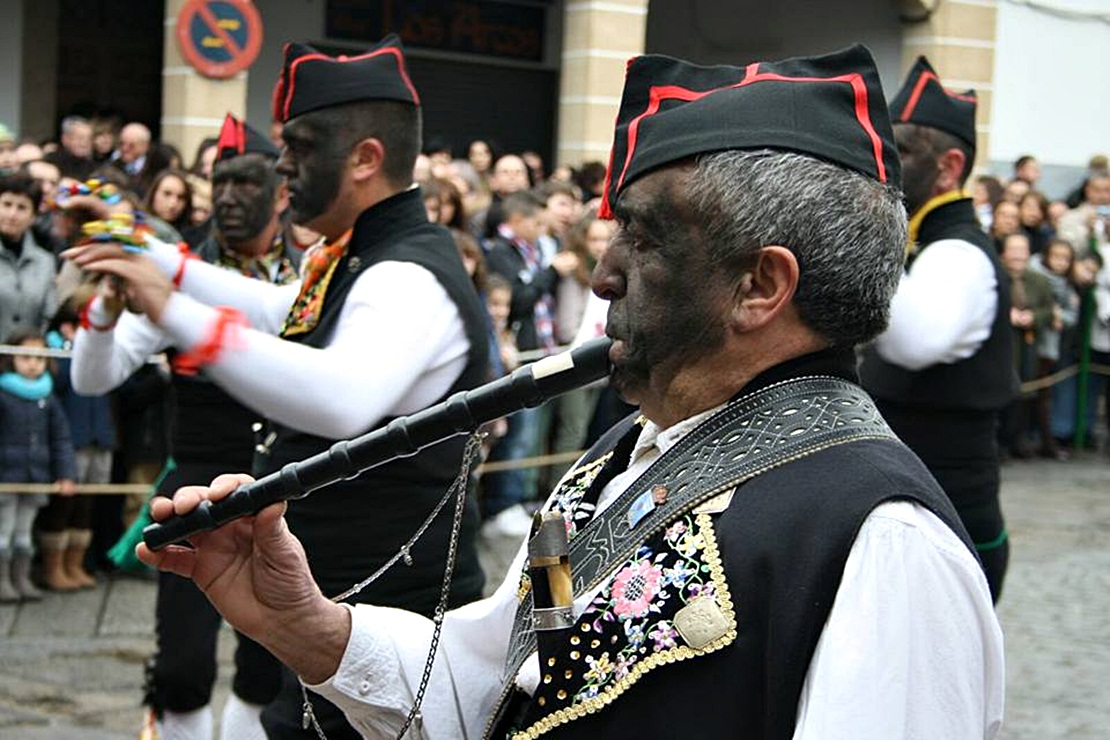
[60, 116, 90, 135]
[686, 149, 907, 347]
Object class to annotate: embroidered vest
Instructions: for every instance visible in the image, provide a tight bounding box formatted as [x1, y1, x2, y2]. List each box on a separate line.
[488, 375, 974, 739]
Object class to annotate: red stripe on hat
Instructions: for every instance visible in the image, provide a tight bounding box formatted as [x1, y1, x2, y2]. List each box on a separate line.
[900, 70, 975, 122]
[282, 47, 420, 122]
[614, 64, 888, 202]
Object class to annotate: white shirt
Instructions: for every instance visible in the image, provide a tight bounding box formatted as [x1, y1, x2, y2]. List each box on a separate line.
[309, 408, 1005, 739]
[71, 237, 470, 439]
[874, 238, 998, 371]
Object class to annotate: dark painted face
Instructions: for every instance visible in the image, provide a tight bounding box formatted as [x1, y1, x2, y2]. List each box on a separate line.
[212, 155, 277, 246]
[276, 114, 348, 228]
[894, 124, 940, 215]
[592, 166, 731, 408]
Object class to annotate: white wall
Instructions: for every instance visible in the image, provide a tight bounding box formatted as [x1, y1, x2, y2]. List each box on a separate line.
[991, 0, 1110, 193]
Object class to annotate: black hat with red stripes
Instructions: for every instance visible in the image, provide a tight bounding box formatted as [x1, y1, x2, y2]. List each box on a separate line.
[271, 35, 420, 124]
[214, 113, 280, 164]
[599, 44, 900, 218]
[889, 56, 977, 150]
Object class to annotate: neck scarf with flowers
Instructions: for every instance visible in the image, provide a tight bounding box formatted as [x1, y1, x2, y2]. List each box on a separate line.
[280, 229, 352, 338]
[218, 234, 300, 285]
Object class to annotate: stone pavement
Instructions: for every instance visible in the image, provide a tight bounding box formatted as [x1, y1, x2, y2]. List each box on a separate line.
[1, 454, 1107, 739]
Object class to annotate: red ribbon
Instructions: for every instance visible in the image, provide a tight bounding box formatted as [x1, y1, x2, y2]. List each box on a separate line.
[172, 307, 248, 376]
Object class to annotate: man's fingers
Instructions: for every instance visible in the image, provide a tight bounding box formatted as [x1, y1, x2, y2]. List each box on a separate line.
[136, 542, 196, 579]
[149, 496, 176, 521]
[170, 486, 210, 516]
[64, 243, 131, 265]
[208, 473, 255, 502]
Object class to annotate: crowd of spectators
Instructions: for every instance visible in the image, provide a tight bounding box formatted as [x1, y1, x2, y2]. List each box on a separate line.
[973, 155, 1110, 460]
[0, 111, 1107, 595]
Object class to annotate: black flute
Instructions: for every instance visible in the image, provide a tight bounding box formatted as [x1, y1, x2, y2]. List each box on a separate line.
[142, 337, 614, 551]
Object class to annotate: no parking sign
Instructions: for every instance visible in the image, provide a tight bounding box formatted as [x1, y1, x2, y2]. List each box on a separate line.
[176, 0, 263, 79]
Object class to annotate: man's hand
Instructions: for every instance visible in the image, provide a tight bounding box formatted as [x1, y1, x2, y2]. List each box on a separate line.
[136, 474, 351, 684]
[57, 479, 77, 496]
[551, 251, 580, 278]
[64, 244, 174, 324]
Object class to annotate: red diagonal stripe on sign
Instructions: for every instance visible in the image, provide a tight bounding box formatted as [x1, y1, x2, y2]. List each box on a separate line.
[195, 1, 243, 59]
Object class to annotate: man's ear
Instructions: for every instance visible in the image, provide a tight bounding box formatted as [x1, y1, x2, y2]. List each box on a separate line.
[730, 246, 800, 331]
[350, 138, 386, 183]
[936, 147, 967, 193]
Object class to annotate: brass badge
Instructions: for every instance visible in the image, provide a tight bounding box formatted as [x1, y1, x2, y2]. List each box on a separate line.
[674, 596, 730, 650]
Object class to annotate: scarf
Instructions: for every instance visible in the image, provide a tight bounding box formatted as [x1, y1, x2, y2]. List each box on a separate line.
[0, 371, 53, 400]
[280, 229, 352, 338]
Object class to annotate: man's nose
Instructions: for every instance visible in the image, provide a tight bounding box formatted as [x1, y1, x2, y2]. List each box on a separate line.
[591, 241, 626, 300]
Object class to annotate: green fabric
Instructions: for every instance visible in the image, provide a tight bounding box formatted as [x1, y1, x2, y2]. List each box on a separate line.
[107, 457, 177, 574]
[974, 528, 1009, 552]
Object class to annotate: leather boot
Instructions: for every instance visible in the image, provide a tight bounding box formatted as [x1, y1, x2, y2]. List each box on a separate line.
[0, 554, 19, 603]
[64, 529, 97, 589]
[39, 531, 79, 591]
[12, 550, 42, 601]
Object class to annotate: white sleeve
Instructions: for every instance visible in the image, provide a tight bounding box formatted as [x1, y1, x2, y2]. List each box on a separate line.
[793, 501, 1004, 740]
[307, 542, 528, 739]
[874, 240, 998, 370]
[70, 298, 171, 394]
[157, 261, 470, 439]
[144, 235, 300, 334]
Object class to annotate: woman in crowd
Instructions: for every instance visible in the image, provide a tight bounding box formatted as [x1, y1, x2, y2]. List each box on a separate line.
[991, 200, 1021, 253]
[973, 174, 1004, 231]
[142, 168, 194, 236]
[0, 173, 55, 342]
[1031, 239, 1079, 458]
[1019, 190, 1054, 255]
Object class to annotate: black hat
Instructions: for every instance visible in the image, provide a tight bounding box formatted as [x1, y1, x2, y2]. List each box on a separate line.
[889, 56, 977, 151]
[271, 35, 420, 124]
[215, 114, 280, 163]
[600, 44, 899, 218]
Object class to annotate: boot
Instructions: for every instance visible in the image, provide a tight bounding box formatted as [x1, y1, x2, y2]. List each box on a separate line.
[39, 531, 79, 591]
[12, 550, 42, 601]
[64, 529, 97, 589]
[0, 554, 19, 603]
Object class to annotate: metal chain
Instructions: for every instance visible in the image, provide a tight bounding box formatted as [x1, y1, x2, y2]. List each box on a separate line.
[301, 432, 485, 740]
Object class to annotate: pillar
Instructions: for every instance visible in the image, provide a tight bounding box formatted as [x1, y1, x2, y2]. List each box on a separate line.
[557, 0, 649, 168]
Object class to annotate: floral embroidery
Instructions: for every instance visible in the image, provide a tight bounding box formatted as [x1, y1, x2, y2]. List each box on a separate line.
[546, 454, 611, 540]
[611, 559, 664, 619]
[572, 512, 717, 704]
[280, 230, 351, 337]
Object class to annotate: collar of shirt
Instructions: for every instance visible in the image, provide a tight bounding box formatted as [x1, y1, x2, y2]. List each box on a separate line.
[596, 403, 726, 517]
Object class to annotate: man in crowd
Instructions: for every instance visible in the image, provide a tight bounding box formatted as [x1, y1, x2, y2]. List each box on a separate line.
[46, 116, 96, 181]
[71, 114, 297, 740]
[482, 191, 579, 536]
[473, 152, 532, 238]
[860, 56, 1015, 602]
[112, 122, 151, 181]
[1057, 169, 1110, 258]
[1013, 154, 1041, 187]
[998, 231, 1054, 458]
[136, 45, 1003, 739]
[69, 36, 490, 738]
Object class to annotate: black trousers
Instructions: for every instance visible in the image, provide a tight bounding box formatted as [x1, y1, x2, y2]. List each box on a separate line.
[147, 459, 282, 713]
[148, 571, 283, 712]
[877, 401, 1009, 603]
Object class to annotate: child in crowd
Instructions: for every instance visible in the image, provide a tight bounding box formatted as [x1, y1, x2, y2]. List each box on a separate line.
[485, 273, 519, 377]
[1031, 239, 1079, 458]
[42, 299, 115, 588]
[0, 329, 76, 602]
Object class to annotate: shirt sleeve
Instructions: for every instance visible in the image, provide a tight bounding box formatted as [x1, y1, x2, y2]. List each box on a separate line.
[157, 261, 470, 439]
[793, 501, 1005, 740]
[873, 239, 998, 370]
[144, 235, 300, 334]
[70, 300, 171, 395]
[307, 543, 528, 739]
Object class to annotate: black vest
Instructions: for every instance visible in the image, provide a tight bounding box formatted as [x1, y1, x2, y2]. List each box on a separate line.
[496, 351, 975, 739]
[859, 198, 1016, 411]
[263, 188, 489, 612]
[167, 233, 302, 466]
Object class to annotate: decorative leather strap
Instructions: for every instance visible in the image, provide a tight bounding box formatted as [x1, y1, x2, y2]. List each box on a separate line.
[491, 375, 896, 730]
